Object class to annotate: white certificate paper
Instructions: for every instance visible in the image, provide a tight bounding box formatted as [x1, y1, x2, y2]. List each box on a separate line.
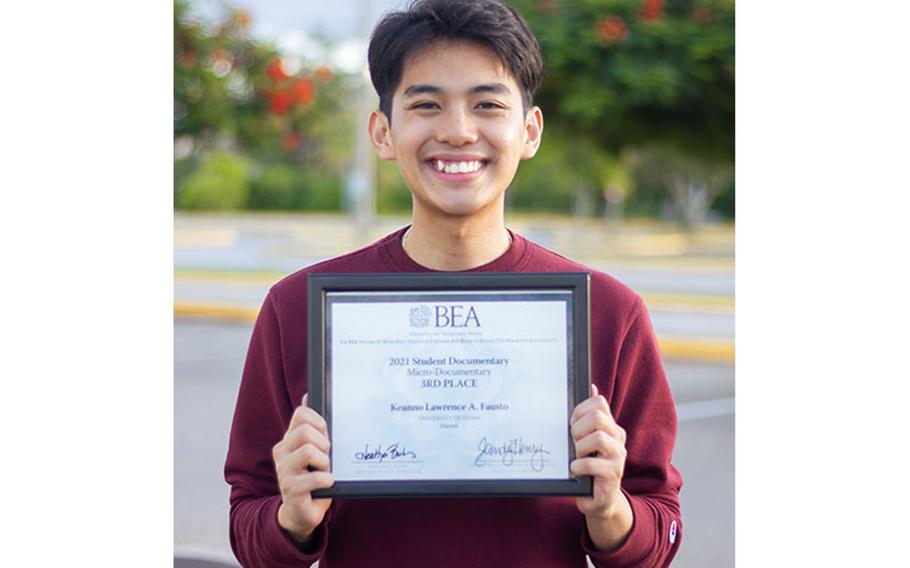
[328, 291, 572, 481]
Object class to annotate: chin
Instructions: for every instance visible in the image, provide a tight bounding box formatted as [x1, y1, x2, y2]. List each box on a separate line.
[437, 198, 502, 219]
[410, 180, 505, 219]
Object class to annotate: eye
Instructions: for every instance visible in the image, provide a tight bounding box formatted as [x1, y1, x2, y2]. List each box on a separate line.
[409, 101, 439, 110]
[476, 101, 506, 111]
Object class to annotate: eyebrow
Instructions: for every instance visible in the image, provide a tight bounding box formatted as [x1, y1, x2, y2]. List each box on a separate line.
[401, 83, 513, 98]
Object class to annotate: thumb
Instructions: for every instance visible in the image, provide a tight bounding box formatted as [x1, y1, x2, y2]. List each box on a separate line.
[590, 383, 599, 398]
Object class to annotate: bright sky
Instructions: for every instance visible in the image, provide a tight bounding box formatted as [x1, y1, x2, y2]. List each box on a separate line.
[187, 0, 410, 72]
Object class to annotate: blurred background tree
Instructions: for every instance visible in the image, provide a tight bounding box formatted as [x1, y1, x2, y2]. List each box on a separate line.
[512, 0, 734, 226]
[174, 0, 733, 226]
[174, 0, 353, 211]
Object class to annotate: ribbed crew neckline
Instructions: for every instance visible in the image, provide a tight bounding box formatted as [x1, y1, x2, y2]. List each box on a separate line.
[379, 225, 531, 273]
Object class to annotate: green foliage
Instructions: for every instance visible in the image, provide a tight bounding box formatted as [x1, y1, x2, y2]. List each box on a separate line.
[177, 151, 251, 210]
[710, 178, 735, 219]
[174, 154, 199, 204]
[624, 143, 733, 223]
[510, 127, 607, 212]
[174, 0, 246, 140]
[509, 126, 639, 216]
[376, 160, 413, 214]
[510, 0, 735, 223]
[174, 0, 355, 212]
[248, 163, 342, 211]
[514, 0, 734, 161]
[248, 164, 298, 209]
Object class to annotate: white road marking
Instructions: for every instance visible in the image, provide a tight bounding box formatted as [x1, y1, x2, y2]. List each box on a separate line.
[676, 397, 735, 421]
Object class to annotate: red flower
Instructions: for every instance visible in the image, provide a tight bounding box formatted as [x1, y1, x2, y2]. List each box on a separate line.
[282, 132, 301, 150]
[294, 78, 315, 105]
[266, 58, 287, 82]
[268, 90, 293, 115]
[596, 16, 627, 44]
[178, 50, 197, 68]
[314, 65, 333, 81]
[641, 0, 663, 22]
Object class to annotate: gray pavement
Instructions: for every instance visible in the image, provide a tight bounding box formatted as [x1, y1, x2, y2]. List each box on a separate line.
[175, 321, 734, 567]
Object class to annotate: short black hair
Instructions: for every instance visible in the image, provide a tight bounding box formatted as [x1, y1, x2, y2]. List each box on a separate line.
[368, 0, 543, 122]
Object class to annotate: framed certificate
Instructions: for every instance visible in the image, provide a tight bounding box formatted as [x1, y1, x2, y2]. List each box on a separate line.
[307, 272, 591, 498]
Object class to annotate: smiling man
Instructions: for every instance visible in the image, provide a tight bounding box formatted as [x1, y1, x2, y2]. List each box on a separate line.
[225, 1, 683, 566]
[368, 38, 540, 271]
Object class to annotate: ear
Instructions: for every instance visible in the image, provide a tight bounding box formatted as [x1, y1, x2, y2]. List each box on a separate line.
[520, 106, 544, 160]
[369, 110, 396, 160]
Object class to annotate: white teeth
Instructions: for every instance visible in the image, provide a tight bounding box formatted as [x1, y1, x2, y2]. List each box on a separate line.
[434, 160, 482, 174]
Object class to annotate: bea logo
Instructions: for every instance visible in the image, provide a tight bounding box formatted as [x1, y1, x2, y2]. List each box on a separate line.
[409, 305, 481, 328]
[435, 305, 480, 328]
[409, 305, 432, 327]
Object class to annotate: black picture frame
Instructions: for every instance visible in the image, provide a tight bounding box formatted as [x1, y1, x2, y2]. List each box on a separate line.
[307, 272, 592, 498]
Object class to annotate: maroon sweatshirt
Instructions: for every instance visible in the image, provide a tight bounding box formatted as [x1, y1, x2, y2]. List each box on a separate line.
[224, 227, 683, 567]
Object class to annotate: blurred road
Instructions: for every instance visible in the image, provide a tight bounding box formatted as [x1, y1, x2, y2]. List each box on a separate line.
[175, 213, 735, 361]
[174, 213, 734, 567]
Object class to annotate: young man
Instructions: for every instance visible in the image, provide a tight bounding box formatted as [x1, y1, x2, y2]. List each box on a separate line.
[224, 1, 682, 566]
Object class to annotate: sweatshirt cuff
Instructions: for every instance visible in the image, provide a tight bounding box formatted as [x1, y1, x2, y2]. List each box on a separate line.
[582, 492, 652, 567]
[263, 496, 328, 566]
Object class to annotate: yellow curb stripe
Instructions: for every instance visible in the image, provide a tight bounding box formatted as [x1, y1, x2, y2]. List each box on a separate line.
[174, 303, 735, 363]
[640, 292, 734, 311]
[174, 303, 259, 323]
[658, 337, 735, 363]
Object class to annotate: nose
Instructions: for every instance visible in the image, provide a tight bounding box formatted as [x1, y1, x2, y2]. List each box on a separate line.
[435, 107, 478, 147]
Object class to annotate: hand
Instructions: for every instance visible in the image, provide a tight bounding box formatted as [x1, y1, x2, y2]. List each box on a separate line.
[273, 394, 335, 545]
[570, 384, 633, 549]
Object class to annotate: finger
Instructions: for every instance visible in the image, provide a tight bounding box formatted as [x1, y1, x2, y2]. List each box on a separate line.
[289, 397, 327, 430]
[288, 400, 328, 433]
[284, 470, 336, 497]
[284, 423, 331, 454]
[589, 383, 599, 398]
[570, 394, 611, 425]
[273, 422, 332, 469]
[570, 409, 625, 442]
[303, 470, 336, 501]
[574, 430, 626, 459]
[569, 456, 622, 479]
[283, 443, 331, 474]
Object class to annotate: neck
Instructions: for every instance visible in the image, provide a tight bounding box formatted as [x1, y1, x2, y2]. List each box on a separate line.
[402, 216, 512, 271]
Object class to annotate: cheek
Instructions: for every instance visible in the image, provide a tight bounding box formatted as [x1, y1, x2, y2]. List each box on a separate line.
[491, 115, 526, 143]
[394, 119, 436, 153]
[490, 126, 525, 161]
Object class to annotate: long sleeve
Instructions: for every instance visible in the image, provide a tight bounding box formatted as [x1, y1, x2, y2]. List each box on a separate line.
[224, 290, 327, 567]
[584, 297, 683, 568]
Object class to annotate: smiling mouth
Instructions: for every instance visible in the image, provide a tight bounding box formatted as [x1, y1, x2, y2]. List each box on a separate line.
[426, 159, 488, 175]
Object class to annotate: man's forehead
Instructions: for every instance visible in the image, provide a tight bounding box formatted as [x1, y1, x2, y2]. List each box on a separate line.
[396, 39, 516, 92]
